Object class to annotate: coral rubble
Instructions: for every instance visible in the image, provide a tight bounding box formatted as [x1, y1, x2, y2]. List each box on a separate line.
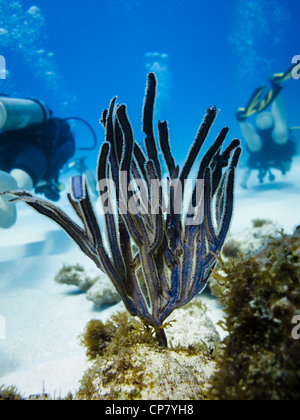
[222, 218, 281, 259]
[55, 264, 97, 292]
[55, 264, 121, 307]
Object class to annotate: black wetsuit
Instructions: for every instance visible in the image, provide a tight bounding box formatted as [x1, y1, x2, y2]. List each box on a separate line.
[0, 118, 75, 199]
[246, 128, 296, 181]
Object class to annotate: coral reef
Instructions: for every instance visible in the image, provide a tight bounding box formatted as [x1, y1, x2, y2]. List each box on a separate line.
[3, 73, 241, 347]
[77, 301, 219, 400]
[208, 226, 300, 400]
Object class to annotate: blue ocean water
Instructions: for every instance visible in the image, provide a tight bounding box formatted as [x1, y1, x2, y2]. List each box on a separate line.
[0, 0, 299, 170]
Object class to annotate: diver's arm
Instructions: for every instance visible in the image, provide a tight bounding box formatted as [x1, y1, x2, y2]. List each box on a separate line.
[271, 94, 289, 145]
[239, 121, 262, 152]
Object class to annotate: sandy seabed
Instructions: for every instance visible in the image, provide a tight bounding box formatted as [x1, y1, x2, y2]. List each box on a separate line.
[0, 157, 300, 398]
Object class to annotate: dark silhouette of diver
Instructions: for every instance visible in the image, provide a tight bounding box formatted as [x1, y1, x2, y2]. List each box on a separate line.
[0, 96, 97, 228]
[236, 67, 298, 188]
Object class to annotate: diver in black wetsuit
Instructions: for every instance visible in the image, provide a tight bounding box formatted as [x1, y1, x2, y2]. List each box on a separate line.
[237, 94, 297, 188]
[0, 97, 75, 228]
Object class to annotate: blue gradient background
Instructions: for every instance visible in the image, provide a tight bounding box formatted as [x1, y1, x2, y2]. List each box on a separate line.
[1, 0, 299, 170]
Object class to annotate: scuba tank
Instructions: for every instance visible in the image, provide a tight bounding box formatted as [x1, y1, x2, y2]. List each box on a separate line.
[0, 97, 50, 131]
[0, 95, 98, 200]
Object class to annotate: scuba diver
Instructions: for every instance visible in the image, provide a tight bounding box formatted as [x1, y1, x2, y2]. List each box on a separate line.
[236, 66, 299, 188]
[0, 96, 97, 229]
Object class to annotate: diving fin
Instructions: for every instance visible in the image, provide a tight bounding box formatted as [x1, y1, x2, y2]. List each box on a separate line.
[236, 86, 266, 121]
[270, 64, 295, 85]
[236, 65, 294, 122]
[236, 84, 282, 121]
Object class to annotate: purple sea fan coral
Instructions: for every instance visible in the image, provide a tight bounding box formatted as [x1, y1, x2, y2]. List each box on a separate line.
[3, 73, 241, 346]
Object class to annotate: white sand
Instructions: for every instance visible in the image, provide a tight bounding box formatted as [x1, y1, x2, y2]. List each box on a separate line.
[231, 157, 300, 235]
[0, 158, 300, 398]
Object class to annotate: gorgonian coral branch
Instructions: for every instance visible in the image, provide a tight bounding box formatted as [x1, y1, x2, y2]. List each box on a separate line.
[2, 73, 241, 347]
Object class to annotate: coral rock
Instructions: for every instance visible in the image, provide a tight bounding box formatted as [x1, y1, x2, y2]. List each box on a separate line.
[86, 278, 121, 308]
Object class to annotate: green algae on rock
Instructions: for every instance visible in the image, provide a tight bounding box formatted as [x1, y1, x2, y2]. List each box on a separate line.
[208, 226, 300, 400]
[0, 385, 23, 401]
[77, 302, 219, 400]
